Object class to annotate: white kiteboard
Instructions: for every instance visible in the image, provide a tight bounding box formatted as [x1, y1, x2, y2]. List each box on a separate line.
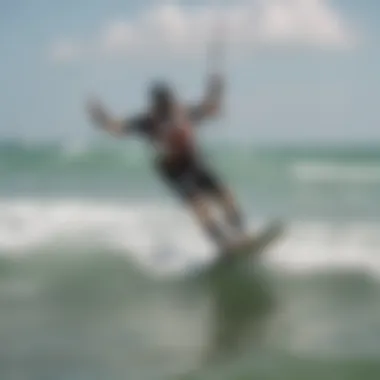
[207, 220, 284, 273]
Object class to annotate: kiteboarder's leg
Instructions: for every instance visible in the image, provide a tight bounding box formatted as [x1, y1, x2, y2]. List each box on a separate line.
[156, 157, 228, 249]
[216, 188, 246, 236]
[192, 161, 247, 239]
[187, 194, 228, 249]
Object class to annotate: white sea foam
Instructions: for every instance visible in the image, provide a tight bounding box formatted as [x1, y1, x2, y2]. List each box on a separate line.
[0, 199, 380, 277]
[292, 162, 380, 183]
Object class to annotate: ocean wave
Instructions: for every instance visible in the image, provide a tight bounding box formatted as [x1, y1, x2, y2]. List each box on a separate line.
[1, 199, 380, 278]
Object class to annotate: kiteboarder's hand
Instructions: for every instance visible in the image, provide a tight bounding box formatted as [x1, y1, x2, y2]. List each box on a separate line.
[86, 98, 109, 128]
[86, 97, 127, 136]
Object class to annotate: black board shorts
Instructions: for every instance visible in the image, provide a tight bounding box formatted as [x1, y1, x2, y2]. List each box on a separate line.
[156, 153, 224, 201]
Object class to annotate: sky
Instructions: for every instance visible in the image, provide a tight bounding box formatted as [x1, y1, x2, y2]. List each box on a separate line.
[0, 0, 378, 145]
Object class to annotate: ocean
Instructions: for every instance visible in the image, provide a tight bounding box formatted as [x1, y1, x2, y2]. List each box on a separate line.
[1, 140, 380, 380]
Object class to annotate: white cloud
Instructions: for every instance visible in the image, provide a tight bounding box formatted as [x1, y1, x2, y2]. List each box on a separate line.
[49, 0, 356, 62]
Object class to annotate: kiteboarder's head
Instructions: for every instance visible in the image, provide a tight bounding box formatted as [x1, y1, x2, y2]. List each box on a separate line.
[149, 81, 174, 117]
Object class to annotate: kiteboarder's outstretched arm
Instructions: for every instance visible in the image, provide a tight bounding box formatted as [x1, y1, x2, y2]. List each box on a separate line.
[189, 73, 224, 124]
[86, 98, 124, 136]
[86, 98, 146, 137]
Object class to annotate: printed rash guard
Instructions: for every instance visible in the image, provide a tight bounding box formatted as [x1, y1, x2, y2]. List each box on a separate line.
[124, 107, 200, 161]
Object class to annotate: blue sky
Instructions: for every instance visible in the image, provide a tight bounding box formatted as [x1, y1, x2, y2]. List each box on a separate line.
[0, 0, 378, 144]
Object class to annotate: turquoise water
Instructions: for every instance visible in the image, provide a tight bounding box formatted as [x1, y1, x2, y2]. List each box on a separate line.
[1, 141, 380, 379]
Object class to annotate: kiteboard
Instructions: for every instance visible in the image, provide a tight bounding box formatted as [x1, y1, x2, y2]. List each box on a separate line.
[207, 220, 284, 273]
